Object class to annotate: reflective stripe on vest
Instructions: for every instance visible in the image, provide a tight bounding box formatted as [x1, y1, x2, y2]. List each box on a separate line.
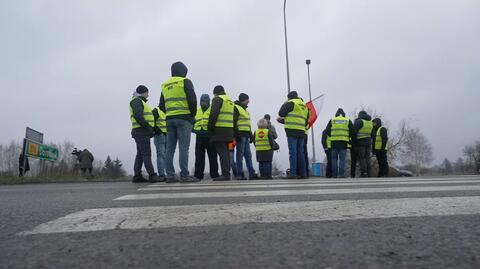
[331, 116, 350, 142]
[235, 104, 251, 132]
[161, 77, 190, 116]
[215, 95, 234, 128]
[129, 97, 155, 129]
[375, 126, 388, 150]
[154, 107, 167, 133]
[284, 99, 308, 131]
[357, 119, 373, 140]
[194, 107, 211, 131]
[255, 128, 272, 151]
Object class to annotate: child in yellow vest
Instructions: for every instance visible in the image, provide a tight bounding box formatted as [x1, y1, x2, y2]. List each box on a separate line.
[253, 119, 275, 179]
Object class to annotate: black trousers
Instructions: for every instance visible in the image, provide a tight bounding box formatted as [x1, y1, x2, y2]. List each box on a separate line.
[215, 142, 231, 178]
[375, 150, 389, 177]
[350, 146, 357, 177]
[194, 136, 220, 179]
[325, 149, 332, 178]
[134, 136, 155, 176]
[356, 145, 371, 177]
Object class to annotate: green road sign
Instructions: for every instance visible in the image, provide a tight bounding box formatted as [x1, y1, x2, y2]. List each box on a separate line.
[25, 139, 59, 161]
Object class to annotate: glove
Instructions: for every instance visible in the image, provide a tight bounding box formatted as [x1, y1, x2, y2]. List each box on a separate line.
[148, 127, 156, 137]
[154, 127, 162, 136]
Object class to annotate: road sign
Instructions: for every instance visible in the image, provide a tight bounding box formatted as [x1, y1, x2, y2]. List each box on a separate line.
[25, 127, 44, 143]
[25, 139, 59, 161]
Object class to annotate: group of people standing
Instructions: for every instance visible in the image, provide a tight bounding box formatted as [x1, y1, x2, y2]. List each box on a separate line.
[321, 109, 389, 178]
[129, 61, 281, 183]
[129, 61, 388, 183]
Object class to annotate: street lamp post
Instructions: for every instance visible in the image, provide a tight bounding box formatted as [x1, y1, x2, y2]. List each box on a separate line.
[306, 59, 316, 163]
[283, 0, 291, 93]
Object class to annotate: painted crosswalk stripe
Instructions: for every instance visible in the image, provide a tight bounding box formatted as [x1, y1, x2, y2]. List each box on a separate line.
[138, 180, 480, 191]
[147, 177, 479, 188]
[20, 196, 480, 235]
[115, 185, 480, 200]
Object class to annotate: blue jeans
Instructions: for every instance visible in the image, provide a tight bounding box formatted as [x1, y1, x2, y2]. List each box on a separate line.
[236, 136, 256, 178]
[287, 136, 306, 177]
[153, 134, 167, 177]
[165, 119, 192, 178]
[331, 148, 347, 178]
[259, 161, 272, 178]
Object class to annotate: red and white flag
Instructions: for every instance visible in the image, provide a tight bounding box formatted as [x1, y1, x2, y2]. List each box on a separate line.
[306, 94, 325, 128]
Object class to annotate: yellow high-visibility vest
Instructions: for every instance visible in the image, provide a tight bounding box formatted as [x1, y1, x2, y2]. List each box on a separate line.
[284, 99, 308, 131]
[215, 95, 234, 128]
[255, 128, 272, 151]
[235, 104, 251, 132]
[331, 116, 350, 142]
[161, 77, 190, 117]
[194, 107, 211, 131]
[129, 97, 154, 129]
[375, 126, 388, 150]
[153, 107, 167, 133]
[357, 119, 373, 140]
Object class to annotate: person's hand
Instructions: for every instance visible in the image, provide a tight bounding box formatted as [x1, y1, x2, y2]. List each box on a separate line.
[148, 127, 156, 137]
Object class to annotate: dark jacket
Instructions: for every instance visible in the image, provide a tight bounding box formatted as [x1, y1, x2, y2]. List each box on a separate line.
[234, 101, 253, 139]
[78, 149, 94, 169]
[321, 129, 329, 151]
[208, 95, 236, 142]
[278, 98, 310, 138]
[159, 62, 197, 123]
[372, 118, 388, 151]
[130, 96, 155, 138]
[254, 131, 275, 162]
[325, 108, 354, 149]
[353, 111, 372, 147]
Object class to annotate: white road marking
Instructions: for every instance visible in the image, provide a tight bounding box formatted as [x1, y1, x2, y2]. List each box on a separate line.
[138, 180, 480, 192]
[147, 177, 479, 188]
[116, 185, 480, 200]
[20, 196, 480, 235]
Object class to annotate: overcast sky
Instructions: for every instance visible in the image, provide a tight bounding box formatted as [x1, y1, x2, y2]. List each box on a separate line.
[1, 0, 479, 172]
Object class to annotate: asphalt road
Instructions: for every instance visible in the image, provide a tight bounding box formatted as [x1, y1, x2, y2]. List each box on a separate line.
[1, 176, 480, 268]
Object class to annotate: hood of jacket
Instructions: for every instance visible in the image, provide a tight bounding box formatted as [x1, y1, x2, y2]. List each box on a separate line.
[372, 118, 382, 127]
[335, 108, 346, 117]
[171, 61, 188, 77]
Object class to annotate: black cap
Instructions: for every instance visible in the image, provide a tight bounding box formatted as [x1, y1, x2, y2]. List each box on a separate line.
[264, 114, 271, 120]
[136, 85, 149, 94]
[239, 93, 249, 102]
[287, 91, 298, 99]
[213, 85, 225, 95]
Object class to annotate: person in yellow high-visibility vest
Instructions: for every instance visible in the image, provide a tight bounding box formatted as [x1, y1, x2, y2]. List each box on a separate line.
[129, 85, 163, 183]
[234, 93, 258, 180]
[208, 85, 236, 181]
[372, 118, 389, 177]
[159, 62, 198, 183]
[193, 94, 219, 180]
[253, 118, 276, 179]
[352, 110, 373, 177]
[321, 129, 332, 178]
[152, 106, 167, 180]
[277, 91, 309, 179]
[325, 108, 354, 178]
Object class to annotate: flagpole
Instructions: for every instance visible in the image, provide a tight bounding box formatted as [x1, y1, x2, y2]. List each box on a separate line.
[306, 59, 316, 163]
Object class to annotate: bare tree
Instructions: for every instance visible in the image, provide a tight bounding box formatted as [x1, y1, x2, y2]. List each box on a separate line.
[463, 140, 480, 174]
[400, 127, 434, 176]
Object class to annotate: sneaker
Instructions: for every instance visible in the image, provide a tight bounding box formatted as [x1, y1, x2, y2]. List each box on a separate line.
[249, 174, 259, 180]
[236, 177, 247, 180]
[132, 175, 148, 183]
[149, 174, 164, 183]
[213, 176, 230, 181]
[166, 177, 180, 184]
[180, 176, 200, 183]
